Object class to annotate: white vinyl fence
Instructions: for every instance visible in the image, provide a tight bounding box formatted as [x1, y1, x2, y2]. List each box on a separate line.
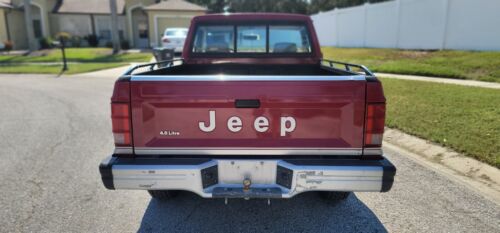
[311, 0, 500, 51]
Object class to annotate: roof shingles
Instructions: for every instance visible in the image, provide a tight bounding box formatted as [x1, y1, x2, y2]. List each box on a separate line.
[56, 0, 126, 14]
[144, 0, 206, 11]
[0, 0, 12, 9]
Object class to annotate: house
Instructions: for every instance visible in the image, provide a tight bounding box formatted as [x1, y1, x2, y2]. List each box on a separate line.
[0, 0, 206, 50]
[0, 1, 11, 45]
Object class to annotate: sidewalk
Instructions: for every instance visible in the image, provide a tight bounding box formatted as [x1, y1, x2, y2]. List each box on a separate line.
[68, 64, 135, 78]
[378, 73, 500, 89]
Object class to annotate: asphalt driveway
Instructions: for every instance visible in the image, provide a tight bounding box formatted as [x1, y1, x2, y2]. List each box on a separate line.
[0, 71, 498, 233]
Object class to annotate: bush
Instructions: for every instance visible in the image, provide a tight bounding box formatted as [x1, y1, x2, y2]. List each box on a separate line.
[121, 40, 130, 50]
[39, 37, 53, 49]
[85, 34, 99, 47]
[3, 40, 13, 51]
[105, 41, 113, 48]
[70, 36, 82, 47]
[55, 32, 71, 42]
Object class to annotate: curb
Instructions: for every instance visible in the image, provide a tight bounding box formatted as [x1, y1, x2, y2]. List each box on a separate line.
[384, 128, 500, 205]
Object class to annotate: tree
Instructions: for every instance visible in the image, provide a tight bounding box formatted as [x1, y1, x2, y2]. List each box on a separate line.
[227, 0, 308, 14]
[187, 0, 392, 15]
[308, 0, 391, 14]
[188, 0, 227, 13]
[187, 0, 308, 14]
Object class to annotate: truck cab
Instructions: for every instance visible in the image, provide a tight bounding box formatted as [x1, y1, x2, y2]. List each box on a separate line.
[99, 13, 395, 202]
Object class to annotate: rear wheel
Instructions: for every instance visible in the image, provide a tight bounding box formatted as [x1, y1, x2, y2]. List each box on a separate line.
[147, 190, 179, 201]
[318, 191, 351, 202]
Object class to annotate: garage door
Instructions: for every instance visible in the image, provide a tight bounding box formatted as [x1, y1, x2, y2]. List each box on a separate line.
[156, 17, 192, 46]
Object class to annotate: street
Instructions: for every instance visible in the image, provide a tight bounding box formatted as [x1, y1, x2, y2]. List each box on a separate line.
[0, 71, 499, 233]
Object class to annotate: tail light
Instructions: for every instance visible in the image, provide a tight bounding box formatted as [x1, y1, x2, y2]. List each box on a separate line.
[364, 103, 385, 147]
[162, 37, 170, 43]
[111, 80, 132, 155]
[363, 81, 386, 159]
[111, 103, 131, 146]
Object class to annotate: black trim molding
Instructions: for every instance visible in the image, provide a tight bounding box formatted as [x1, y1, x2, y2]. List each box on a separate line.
[99, 156, 116, 190]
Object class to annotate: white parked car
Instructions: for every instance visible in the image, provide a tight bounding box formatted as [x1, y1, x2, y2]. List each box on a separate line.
[161, 28, 188, 53]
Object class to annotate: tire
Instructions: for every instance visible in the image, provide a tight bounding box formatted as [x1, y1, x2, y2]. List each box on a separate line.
[147, 190, 179, 201]
[318, 191, 351, 202]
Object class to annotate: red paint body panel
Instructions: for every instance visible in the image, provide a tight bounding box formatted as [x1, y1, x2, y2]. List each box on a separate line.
[131, 81, 366, 149]
[366, 81, 386, 103]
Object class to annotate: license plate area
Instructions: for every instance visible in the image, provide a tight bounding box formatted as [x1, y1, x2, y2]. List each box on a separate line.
[218, 160, 278, 185]
[212, 187, 282, 198]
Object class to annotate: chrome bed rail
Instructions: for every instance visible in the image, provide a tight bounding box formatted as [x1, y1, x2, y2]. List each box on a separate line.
[124, 58, 184, 76]
[123, 58, 374, 78]
[321, 59, 375, 76]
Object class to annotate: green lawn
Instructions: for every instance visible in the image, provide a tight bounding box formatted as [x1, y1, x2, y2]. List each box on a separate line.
[382, 78, 500, 168]
[0, 48, 152, 63]
[0, 63, 128, 74]
[323, 47, 500, 83]
[0, 48, 152, 74]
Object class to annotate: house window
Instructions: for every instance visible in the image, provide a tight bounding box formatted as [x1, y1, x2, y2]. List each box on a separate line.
[138, 22, 148, 38]
[100, 30, 111, 40]
[119, 30, 124, 40]
[33, 20, 42, 38]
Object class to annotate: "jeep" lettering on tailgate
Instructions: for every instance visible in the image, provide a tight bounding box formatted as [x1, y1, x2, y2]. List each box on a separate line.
[198, 110, 296, 136]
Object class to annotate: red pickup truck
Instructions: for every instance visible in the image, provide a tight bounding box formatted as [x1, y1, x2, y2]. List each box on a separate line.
[99, 13, 395, 202]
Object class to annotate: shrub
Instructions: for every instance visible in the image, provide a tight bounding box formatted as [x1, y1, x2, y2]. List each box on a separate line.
[121, 40, 130, 50]
[70, 36, 82, 47]
[105, 41, 113, 48]
[55, 32, 71, 42]
[39, 37, 53, 49]
[3, 40, 13, 51]
[85, 34, 99, 47]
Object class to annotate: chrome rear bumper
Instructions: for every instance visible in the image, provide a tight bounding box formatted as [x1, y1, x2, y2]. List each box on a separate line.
[99, 156, 395, 198]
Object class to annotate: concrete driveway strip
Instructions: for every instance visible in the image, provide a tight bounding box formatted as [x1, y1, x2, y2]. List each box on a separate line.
[0, 73, 499, 233]
[378, 73, 500, 89]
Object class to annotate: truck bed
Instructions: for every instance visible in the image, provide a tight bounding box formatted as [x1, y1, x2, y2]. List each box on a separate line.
[138, 63, 357, 76]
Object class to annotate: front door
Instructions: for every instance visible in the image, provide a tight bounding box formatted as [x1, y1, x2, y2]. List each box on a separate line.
[132, 9, 149, 48]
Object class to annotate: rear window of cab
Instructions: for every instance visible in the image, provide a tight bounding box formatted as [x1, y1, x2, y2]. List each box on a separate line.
[192, 24, 312, 54]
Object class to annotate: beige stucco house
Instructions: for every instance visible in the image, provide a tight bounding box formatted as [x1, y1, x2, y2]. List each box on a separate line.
[0, 2, 11, 44]
[0, 0, 206, 50]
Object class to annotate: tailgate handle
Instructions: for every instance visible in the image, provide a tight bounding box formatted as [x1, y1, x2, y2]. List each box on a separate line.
[235, 99, 260, 108]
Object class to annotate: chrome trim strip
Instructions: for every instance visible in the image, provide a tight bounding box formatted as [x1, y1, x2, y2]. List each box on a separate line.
[130, 75, 366, 82]
[133, 148, 363, 156]
[114, 147, 133, 154]
[122, 65, 136, 76]
[363, 148, 383, 156]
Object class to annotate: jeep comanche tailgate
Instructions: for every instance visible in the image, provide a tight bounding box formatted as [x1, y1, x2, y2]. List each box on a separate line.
[130, 75, 366, 156]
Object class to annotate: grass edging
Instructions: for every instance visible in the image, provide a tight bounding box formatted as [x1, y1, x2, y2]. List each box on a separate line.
[0, 48, 152, 75]
[381, 77, 499, 168]
[0, 63, 128, 75]
[322, 47, 500, 83]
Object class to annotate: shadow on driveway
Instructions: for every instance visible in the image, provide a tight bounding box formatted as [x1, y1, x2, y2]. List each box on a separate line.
[138, 192, 386, 233]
